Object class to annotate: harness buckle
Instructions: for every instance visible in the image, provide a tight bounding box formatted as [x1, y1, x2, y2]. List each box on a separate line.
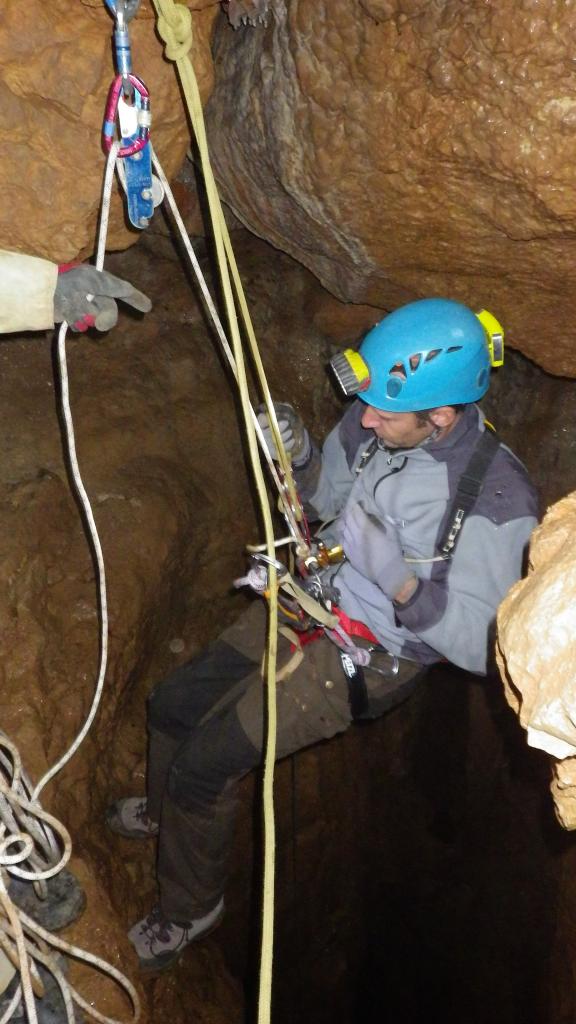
[441, 507, 465, 556]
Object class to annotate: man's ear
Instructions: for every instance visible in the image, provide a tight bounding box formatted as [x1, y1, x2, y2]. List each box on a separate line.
[428, 406, 460, 430]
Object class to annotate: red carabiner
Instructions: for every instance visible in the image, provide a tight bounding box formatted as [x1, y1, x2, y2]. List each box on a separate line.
[102, 73, 151, 158]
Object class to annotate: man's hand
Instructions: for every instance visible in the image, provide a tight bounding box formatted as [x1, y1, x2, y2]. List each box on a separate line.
[256, 402, 311, 466]
[54, 265, 152, 333]
[340, 503, 417, 602]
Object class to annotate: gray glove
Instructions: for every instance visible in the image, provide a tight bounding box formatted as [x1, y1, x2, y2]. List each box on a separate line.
[340, 503, 415, 601]
[54, 265, 152, 332]
[256, 402, 311, 466]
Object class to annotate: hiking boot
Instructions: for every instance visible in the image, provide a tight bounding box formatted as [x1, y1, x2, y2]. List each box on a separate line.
[8, 870, 86, 932]
[128, 899, 225, 972]
[105, 798, 159, 839]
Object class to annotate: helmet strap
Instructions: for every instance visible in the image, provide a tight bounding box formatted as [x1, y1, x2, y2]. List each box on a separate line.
[421, 426, 443, 446]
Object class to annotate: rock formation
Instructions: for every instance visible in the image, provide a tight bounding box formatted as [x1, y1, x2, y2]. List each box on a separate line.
[3, 0, 576, 1019]
[4, 1, 576, 375]
[0, 231, 345, 1022]
[0, 0, 217, 261]
[206, 0, 576, 375]
[497, 493, 576, 829]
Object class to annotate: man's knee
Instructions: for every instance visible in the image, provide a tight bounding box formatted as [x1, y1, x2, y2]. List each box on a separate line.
[148, 638, 260, 737]
[166, 708, 260, 813]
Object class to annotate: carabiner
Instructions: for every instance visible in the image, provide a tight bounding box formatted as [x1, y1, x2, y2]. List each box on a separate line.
[102, 73, 151, 158]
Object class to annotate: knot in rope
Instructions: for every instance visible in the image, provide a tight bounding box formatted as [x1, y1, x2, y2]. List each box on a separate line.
[157, 2, 193, 61]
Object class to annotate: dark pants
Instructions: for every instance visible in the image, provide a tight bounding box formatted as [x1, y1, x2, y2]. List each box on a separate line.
[147, 601, 423, 923]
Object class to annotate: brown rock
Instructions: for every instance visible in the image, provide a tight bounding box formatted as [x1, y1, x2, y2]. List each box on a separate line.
[497, 492, 576, 826]
[0, 0, 218, 262]
[551, 758, 576, 831]
[0, 231, 345, 1020]
[206, 0, 576, 375]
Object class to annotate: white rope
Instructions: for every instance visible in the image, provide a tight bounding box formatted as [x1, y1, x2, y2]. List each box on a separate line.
[3, 121, 301, 1023]
[0, 732, 140, 1023]
[31, 142, 119, 801]
[0, 137, 138, 1023]
[150, 146, 308, 553]
[32, 322, 109, 800]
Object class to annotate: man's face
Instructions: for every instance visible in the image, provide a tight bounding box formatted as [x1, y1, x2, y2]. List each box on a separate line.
[360, 404, 436, 449]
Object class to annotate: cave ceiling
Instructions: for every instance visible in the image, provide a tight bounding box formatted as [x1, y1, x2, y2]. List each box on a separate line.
[3, 0, 576, 375]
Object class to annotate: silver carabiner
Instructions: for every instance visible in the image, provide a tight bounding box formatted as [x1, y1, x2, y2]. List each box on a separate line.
[104, 0, 141, 22]
[251, 553, 288, 576]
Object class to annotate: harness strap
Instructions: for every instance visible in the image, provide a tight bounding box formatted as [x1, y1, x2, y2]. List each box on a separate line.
[333, 607, 379, 645]
[439, 426, 501, 557]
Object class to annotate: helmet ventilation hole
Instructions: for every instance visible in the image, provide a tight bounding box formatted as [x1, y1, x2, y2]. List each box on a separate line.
[389, 361, 407, 380]
[386, 377, 403, 398]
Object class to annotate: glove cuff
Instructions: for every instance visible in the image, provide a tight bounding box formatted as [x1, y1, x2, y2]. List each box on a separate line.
[291, 432, 312, 468]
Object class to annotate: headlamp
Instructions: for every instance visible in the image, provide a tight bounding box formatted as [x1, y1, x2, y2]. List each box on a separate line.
[330, 348, 371, 397]
[476, 309, 504, 367]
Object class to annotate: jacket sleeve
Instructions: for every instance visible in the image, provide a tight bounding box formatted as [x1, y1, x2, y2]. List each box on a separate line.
[395, 511, 538, 674]
[0, 250, 58, 333]
[294, 402, 368, 521]
[294, 422, 356, 522]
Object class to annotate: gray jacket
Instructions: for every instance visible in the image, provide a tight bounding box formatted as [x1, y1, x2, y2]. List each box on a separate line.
[295, 402, 538, 674]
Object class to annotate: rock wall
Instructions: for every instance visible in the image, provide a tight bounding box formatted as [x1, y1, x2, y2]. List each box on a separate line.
[4, 1, 576, 376]
[0, 229, 345, 1021]
[497, 495, 576, 827]
[2, 225, 576, 1021]
[0, 0, 218, 261]
[206, 0, 576, 376]
[3, 0, 576, 1018]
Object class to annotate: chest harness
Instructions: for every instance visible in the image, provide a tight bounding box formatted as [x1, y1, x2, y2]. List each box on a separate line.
[239, 426, 501, 718]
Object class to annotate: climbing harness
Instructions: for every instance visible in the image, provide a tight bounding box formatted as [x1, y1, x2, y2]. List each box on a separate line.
[438, 425, 501, 558]
[238, 421, 503, 717]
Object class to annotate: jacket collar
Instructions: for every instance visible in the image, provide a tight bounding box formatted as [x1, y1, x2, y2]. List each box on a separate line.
[377, 404, 482, 460]
[425, 403, 482, 453]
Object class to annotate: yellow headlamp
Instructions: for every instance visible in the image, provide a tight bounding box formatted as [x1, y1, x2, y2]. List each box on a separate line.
[330, 348, 371, 397]
[476, 309, 504, 367]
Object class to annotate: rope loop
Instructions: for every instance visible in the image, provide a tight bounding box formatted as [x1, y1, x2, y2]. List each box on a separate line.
[157, 2, 193, 61]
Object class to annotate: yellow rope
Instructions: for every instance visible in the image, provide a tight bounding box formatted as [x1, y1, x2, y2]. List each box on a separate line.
[150, 4, 290, 1020]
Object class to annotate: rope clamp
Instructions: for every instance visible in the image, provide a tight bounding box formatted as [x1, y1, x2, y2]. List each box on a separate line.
[102, 73, 151, 158]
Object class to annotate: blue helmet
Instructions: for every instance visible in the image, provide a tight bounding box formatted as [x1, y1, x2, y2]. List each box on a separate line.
[356, 298, 493, 412]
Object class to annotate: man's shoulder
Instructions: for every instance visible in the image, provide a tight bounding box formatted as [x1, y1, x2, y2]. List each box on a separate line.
[336, 401, 373, 469]
[475, 440, 539, 525]
[437, 406, 539, 525]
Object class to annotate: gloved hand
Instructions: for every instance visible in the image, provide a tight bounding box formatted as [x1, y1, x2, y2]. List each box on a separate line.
[54, 264, 152, 333]
[340, 503, 415, 601]
[256, 402, 311, 466]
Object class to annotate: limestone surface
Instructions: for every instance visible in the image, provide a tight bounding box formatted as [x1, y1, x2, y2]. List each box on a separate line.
[206, 0, 576, 375]
[497, 493, 576, 827]
[0, 231, 342, 1021]
[0, 0, 217, 262]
